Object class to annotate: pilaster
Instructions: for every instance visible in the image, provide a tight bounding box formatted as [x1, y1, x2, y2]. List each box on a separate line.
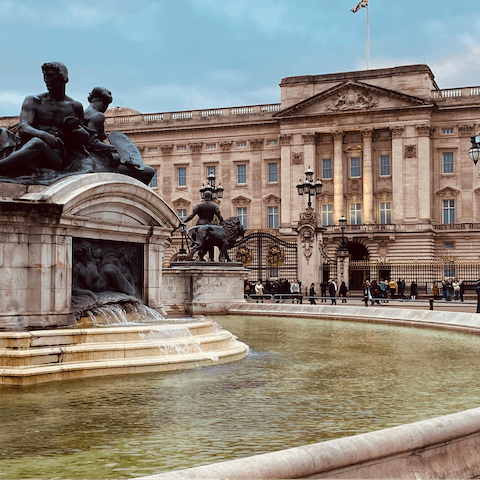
[416, 125, 435, 223]
[280, 134, 292, 228]
[333, 131, 344, 222]
[391, 126, 404, 223]
[362, 129, 374, 224]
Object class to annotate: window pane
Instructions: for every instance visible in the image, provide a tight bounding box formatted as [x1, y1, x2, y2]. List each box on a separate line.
[380, 155, 391, 176]
[321, 204, 333, 226]
[350, 202, 362, 225]
[177, 209, 186, 221]
[443, 152, 454, 174]
[350, 157, 361, 178]
[268, 162, 278, 182]
[178, 167, 186, 186]
[379, 201, 391, 224]
[237, 207, 247, 229]
[237, 164, 247, 184]
[268, 206, 279, 229]
[322, 159, 332, 179]
[443, 199, 455, 224]
[149, 169, 158, 188]
[207, 165, 216, 177]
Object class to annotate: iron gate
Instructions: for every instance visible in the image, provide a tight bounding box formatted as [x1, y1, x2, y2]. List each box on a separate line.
[230, 231, 298, 282]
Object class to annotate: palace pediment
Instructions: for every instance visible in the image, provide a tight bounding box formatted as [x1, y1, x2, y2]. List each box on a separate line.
[436, 187, 460, 197]
[274, 80, 433, 119]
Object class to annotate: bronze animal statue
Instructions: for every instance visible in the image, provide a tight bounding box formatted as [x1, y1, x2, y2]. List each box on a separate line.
[188, 216, 245, 262]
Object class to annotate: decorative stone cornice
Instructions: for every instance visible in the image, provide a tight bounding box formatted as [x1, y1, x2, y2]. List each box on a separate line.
[160, 145, 173, 155]
[404, 145, 417, 158]
[279, 134, 291, 145]
[416, 125, 435, 138]
[391, 126, 405, 138]
[172, 198, 191, 207]
[292, 152, 304, 165]
[361, 129, 373, 140]
[250, 139, 264, 150]
[190, 143, 203, 153]
[219, 141, 232, 151]
[458, 125, 476, 137]
[302, 133, 317, 145]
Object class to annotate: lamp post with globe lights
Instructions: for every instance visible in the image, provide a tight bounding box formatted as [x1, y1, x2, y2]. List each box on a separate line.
[296, 167, 323, 208]
[470, 135, 480, 312]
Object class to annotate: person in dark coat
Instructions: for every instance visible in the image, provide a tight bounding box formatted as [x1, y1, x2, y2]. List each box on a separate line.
[410, 280, 418, 300]
[460, 281, 466, 302]
[328, 280, 337, 305]
[320, 281, 328, 302]
[339, 281, 348, 303]
[309, 283, 316, 304]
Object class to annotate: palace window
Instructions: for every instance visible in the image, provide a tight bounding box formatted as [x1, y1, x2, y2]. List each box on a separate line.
[379, 201, 392, 224]
[350, 157, 361, 178]
[148, 147, 158, 153]
[177, 145, 187, 151]
[442, 152, 454, 174]
[350, 202, 362, 225]
[380, 155, 391, 176]
[442, 128, 454, 134]
[237, 164, 247, 184]
[206, 144, 216, 149]
[177, 209, 187, 221]
[149, 169, 158, 188]
[237, 142, 247, 147]
[268, 162, 278, 182]
[267, 140, 278, 145]
[268, 206, 279, 229]
[443, 199, 455, 224]
[177, 167, 187, 187]
[237, 207, 247, 229]
[207, 165, 216, 177]
[322, 159, 332, 179]
[321, 204, 333, 226]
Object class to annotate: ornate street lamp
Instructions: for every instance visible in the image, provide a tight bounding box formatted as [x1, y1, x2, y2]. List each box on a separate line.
[296, 166, 323, 208]
[338, 215, 349, 258]
[470, 135, 480, 165]
[200, 172, 224, 200]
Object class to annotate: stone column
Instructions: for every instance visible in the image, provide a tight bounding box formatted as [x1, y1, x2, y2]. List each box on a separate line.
[337, 255, 350, 288]
[416, 125, 435, 223]
[279, 134, 292, 230]
[297, 208, 322, 292]
[302, 133, 317, 170]
[362, 129, 374, 224]
[391, 126, 404, 224]
[333, 131, 344, 222]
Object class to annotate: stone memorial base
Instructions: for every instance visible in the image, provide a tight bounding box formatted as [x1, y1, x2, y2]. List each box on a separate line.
[0, 173, 180, 330]
[162, 262, 248, 316]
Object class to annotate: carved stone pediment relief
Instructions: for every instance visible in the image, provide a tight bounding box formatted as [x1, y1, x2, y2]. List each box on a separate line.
[172, 198, 191, 208]
[459, 125, 476, 137]
[279, 134, 291, 145]
[327, 87, 377, 111]
[273, 80, 432, 119]
[190, 143, 203, 153]
[231, 195, 251, 205]
[436, 186, 460, 197]
[219, 141, 232, 151]
[250, 139, 264, 150]
[344, 145, 362, 153]
[373, 188, 392, 198]
[263, 194, 281, 204]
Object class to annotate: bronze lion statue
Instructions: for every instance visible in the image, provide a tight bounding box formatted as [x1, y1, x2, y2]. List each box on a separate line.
[188, 217, 245, 262]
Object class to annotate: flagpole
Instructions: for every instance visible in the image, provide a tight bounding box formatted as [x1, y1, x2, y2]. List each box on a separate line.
[366, 3, 370, 69]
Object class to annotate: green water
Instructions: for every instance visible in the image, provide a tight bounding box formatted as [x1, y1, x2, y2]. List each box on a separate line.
[1, 315, 480, 479]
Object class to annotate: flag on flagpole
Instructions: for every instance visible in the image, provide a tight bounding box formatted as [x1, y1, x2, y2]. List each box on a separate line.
[351, 0, 368, 13]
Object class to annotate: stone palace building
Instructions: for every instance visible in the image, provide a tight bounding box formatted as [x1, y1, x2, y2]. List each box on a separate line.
[1, 64, 479, 288]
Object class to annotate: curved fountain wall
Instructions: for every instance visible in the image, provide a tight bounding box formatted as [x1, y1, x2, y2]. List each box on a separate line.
[141, 303, 480, 480]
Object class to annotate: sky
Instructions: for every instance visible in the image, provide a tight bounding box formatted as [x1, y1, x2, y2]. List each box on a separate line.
[1, 0, 480, 117]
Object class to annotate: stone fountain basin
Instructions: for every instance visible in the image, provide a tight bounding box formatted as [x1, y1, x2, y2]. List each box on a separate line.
[0, 319, 248, 385]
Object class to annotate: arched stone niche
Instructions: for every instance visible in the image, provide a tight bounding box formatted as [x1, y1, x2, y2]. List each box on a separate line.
[0, 173, 181, 330]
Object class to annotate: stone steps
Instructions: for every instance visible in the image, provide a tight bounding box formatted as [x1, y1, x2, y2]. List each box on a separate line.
[0, 320, 249, 385]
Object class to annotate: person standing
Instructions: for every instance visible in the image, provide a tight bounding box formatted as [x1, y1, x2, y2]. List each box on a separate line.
[320, 280, 328, 303]
[309, 283, 316, 305]
[255, 280, 264, 295]
[339, 281, 348, 303]
[453, 279, 460, 301]
[410, 280, 418, 300]
[460, 281, 466, 302]
[388, 279, 397, 299]
[432, 281, 440, 299]
[380, 278, 388, 303]
[328, 280, 337, 305]
[290, 278, 301, 303]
